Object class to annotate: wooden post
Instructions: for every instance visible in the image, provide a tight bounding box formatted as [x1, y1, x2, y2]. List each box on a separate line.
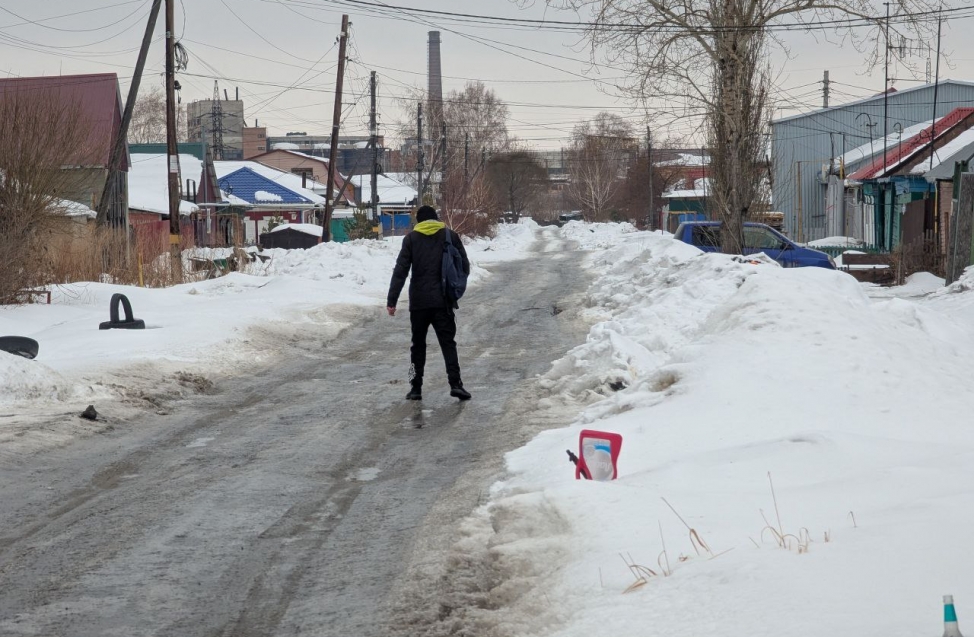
[947, 172, 974, 284]
[165, 0, 182, 281]
[97, 0, 162, 227]
[322, 14, 349, 242]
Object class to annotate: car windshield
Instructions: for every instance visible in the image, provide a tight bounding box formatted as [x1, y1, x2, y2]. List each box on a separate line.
[743, 226, 785, 250]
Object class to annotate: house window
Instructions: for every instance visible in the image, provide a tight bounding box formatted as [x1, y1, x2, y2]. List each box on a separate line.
[258, 133, 265, 139]
[257, 145, 265, 151]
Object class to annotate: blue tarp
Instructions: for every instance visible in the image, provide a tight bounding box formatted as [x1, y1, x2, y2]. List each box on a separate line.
[381, 213, 412, 236]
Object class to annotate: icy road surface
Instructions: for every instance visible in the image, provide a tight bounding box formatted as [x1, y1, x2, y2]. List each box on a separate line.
[0, 229, 589, 637]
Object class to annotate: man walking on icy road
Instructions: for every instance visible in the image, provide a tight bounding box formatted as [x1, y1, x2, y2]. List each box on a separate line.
[387, 205, 472, 401]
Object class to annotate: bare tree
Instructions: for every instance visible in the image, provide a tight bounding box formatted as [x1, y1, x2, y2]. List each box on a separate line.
[0, 90, 96, 302]
[128, 84, 187, 144]
[486, 151, 549, 217]
[567, 112, 637, 221]
[440, 171, 501, 237]
[391, 81, 512, 206]
[129, 85, 166, 144]
[544, 0, 940, 251]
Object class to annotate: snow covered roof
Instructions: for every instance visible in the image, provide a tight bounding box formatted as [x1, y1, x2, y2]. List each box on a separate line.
[350, 173, 417, 206]
[216, 166, 316, 206]
[272, 142, 300, 150]
[655, 152, 709, 168]
[916, 128, 974, 180]
[54, 198, 97, 219]
[836, 119, 935, 170]
[128, 153, 202, 216]
[270, 222, 323, 237]
[849, 107, 974, 181]
[214, 161, 326, 205]
[663, 177, 711, 199]
[847, 108, 974, 180]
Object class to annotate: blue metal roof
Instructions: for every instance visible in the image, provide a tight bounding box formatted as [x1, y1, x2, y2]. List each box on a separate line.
[218, 167, 313, 205]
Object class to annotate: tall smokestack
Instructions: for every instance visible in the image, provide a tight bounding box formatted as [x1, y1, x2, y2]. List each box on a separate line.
[427, 31, 443, 125]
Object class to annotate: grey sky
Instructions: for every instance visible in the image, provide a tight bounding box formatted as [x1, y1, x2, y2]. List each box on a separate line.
[2, 0, 973, 149]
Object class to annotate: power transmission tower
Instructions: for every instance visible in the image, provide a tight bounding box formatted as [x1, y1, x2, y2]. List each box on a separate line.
[370, 71, 379, 227]
[322, 14, 350, 242]
[210, 81, 226, 160]
[165, 0, 182, 278]
[97, 0, 163, 227]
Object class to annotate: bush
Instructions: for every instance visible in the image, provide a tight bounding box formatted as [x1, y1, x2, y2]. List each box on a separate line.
[343, 209, 377, 240]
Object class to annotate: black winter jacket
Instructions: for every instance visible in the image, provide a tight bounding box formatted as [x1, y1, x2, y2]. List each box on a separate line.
[387, 228, 470, 311]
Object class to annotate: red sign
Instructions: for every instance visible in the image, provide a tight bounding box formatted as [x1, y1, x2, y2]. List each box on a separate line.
[576, 429, 623, 481]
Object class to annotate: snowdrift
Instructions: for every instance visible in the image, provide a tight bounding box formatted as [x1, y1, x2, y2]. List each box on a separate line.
[474, 225, 974, 637]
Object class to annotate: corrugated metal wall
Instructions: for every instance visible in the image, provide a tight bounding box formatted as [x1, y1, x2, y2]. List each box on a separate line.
[771, 81, 974, 242]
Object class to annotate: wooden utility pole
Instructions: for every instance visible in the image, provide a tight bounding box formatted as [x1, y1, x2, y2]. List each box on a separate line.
[369, 70, 379, 230]
[417, 102, 424, 206]
[823, 70, 830, 109]
[97, 0, 163, 227]
[165, 0, 182, 279]
[322, 14, 350, 242]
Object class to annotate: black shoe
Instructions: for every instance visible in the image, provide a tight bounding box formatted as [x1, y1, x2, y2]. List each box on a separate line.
[406, 386, 422, 400]
[450, 384, 471, 401]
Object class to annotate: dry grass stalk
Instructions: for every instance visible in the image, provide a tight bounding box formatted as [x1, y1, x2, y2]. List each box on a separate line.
[661, 496, 714, 557]
[849, 511, 857, 528]
[658, 520, 672, 577]
[620, 553, 657, 594]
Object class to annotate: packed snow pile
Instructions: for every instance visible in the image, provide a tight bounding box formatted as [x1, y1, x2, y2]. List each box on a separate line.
[470, 222, 974, 637]
[558, 220, 641, 249]
[464, 217, 539, 264]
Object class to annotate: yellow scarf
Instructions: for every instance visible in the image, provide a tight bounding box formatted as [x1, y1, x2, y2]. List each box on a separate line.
[414, 220, 445, 236]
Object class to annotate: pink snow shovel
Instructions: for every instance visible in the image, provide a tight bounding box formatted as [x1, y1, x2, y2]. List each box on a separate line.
[566, 429, 623, 481]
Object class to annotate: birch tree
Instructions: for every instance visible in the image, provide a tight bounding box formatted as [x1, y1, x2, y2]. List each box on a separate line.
[568, 112, 636, 221]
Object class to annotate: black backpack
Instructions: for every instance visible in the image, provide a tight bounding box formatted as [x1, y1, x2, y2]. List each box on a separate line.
[441, 229, 468, 304]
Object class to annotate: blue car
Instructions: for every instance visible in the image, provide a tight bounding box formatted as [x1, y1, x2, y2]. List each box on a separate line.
[674, 221, 836, 269]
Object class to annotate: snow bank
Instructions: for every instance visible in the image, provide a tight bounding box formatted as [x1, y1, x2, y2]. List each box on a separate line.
[472, 222, 974, 636]
[464, 218, 539, 265]
[0, 225, 537, 419]
[807, 235, 864, 247]
[559, 220, 641, 249]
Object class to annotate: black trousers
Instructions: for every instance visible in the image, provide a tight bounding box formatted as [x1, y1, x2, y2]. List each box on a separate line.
[409, 308, 461, 387]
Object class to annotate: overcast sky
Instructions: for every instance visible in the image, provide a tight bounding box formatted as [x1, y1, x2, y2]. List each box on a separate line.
[2, 0, 973, 149]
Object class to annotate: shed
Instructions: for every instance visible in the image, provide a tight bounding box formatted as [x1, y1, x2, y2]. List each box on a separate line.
[260, 223, 321, 249]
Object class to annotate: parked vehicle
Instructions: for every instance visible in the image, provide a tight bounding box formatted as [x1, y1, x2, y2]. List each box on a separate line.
[557, 211, 584, 223]
[674, 221, 836, 269]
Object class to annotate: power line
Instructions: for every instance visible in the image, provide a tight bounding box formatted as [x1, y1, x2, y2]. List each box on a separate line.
[312, 0, 974, 33]
[0, 0, 149, 33]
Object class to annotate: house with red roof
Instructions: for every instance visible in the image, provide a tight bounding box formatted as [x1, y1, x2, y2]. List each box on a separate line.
[0, 73, 128, 226]
[834, 107, 974, 255]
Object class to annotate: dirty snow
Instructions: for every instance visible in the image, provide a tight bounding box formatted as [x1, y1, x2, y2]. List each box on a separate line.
[0, 223, 535, 450]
